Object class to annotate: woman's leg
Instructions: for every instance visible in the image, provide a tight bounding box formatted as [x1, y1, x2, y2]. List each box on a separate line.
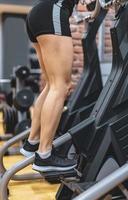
[36, 35, 73, 153]
[28, 43, 50, 141]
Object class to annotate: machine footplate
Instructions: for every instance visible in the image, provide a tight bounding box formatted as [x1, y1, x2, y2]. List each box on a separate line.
[40, 169, 77, 183]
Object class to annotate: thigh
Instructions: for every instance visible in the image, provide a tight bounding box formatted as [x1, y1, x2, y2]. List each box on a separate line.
[37, 35, 73, 84]
[33, 43, 49, 83]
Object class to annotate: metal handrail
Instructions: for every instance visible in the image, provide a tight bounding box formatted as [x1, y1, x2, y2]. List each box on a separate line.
[0, 128, 45, 181]
[0, 129, 30, 175]
[91, 0, 101, 19]
[73, 163, 128, 200]
[0, 132, 72, 200]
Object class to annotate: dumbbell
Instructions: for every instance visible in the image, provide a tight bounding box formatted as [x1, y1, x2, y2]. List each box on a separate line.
[14, 119, 31, 135]
[25, 76, 40, 93]
[15, 65, 30, 80]
[10, 76, 16, 88]
[13, 88, 34, 112]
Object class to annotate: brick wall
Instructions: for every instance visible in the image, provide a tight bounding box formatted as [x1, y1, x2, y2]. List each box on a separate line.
[70, 15, 84, 90]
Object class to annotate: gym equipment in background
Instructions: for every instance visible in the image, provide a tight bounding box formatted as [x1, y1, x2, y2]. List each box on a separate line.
[13, 88, 34, 112]
[28, 44, 40, 69]
[0, 104, 18, 136]
[56, 3, 128, 200]
[12, 65, 39, 135]
[0, 65, 40, 142]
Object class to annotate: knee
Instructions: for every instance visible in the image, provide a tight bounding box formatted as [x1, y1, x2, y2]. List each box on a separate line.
[50, 80, 72, 99]
[41, 79, 50, 93]
[41, 74, 50, 91]
[64, 81, 72, 98]
[44, 82, 50, 91]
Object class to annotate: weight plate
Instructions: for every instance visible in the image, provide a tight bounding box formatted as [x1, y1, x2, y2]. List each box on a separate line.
[12, 107, 18, 129]
[10, 76, 16, 88]
[15, 65, 30, 80]
[4, 107, 10, 133]
[25, 76, 40, 93]
[2, 107, 7, 133]
[7, 106, 14, 133]
[10, 107, 15, 133]
[14, 119, 31, 135]
[2, 106, 18, 134]
[14, 88, 34, 112]
[3, 106, 11, 133]
[6, 92, 13, 106]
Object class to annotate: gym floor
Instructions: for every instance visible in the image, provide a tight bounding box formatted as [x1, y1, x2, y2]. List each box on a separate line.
[0, 113, 59, 200]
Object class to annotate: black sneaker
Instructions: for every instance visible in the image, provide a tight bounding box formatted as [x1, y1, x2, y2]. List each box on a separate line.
[20, 140, 39, 157]
[32, 151, 77, 172]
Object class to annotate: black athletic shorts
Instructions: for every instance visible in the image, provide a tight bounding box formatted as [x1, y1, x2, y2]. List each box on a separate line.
[26, 0, 72, 43]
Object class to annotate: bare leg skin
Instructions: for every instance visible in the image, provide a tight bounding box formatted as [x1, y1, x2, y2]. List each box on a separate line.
[37, 35, 73, 153]
[28, 43, 49, 141]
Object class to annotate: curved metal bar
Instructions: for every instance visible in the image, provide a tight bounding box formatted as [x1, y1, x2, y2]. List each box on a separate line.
[73, 0, 102, 23]
[0, 156, 37, 200]
[10, 133, 72, 181]
[73, 163, 128, 200]
[0, 132, 72, 200]
[12, 173, 43, 181]
[82, 0, 101, 21]
[90, 0, 101, 19]
[53, 132, 72, 147]
[0, 129, 30, 176]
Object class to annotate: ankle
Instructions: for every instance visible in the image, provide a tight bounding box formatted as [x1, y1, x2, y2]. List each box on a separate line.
[38, 145, 52, 153]
[28, 138, 40, 145]
[28, 135, 40, 140]
[37, 148, 52, 159]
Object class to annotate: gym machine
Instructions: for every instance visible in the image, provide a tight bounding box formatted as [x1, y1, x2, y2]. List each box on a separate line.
[0, 0, 106, 187]
[54, 7, 107, 158]
[55, 1, 128, 200]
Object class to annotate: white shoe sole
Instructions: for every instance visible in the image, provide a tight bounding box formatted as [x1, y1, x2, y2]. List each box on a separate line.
[32, 163, 77, 172]
[20, 148, 35, 157]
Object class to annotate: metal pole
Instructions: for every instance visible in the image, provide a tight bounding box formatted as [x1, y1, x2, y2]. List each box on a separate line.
[0, 156, 35, 200]
[0, 129, 30, 175]
[73, 163, 128, 200]
[0, 79, 10, 83]
[53, 133, 72, 147]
